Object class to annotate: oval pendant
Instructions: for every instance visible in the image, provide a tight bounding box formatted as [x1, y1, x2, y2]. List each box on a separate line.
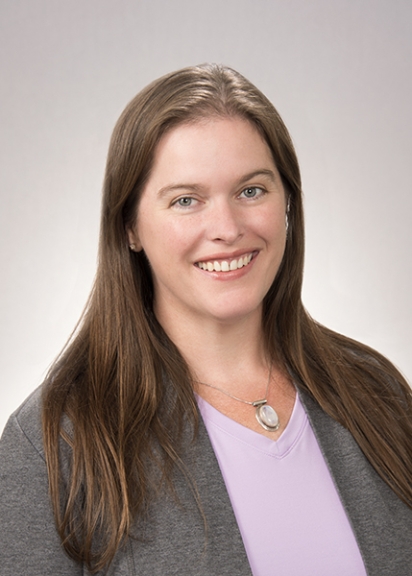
[255, 404, 280, 431]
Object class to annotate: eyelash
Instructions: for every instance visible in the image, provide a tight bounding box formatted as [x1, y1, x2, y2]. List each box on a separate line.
[238, 186, 266, 200]
[172, 197, 198, 209]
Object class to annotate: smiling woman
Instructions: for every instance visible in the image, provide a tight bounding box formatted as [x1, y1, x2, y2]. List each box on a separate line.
[128, 117, 287, 328]
[0, 64, 411, 576]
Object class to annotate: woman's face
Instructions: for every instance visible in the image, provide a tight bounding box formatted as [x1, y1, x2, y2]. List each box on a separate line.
[128, 116, 287, 328]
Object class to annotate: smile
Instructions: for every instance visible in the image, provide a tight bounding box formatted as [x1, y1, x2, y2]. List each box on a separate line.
[196, 252, 254, 272]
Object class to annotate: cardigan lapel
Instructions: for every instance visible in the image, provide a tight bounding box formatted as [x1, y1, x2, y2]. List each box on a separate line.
[300, 391, 412, 576]
[123, 416, 253, 576]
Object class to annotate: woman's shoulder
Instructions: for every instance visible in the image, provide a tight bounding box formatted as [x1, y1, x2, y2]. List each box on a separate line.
[1, 385, 45, 460]
[0, 385, 83, 576]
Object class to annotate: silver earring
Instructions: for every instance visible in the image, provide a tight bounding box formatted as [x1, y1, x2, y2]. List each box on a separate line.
[129, 244, 136, 251]
[285, 197, 291, 233]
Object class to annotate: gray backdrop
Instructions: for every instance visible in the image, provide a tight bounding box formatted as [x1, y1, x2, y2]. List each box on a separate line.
[1, 0, 411, 432]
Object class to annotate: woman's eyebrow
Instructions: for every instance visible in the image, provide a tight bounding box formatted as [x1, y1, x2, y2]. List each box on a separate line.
[237, 169, 278, 186]
[157, 183, 201, 198]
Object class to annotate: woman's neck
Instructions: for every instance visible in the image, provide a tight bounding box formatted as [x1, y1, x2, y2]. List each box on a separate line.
[156, 303, 269, 392]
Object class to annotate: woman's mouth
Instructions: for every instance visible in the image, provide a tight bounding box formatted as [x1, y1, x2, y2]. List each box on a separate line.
[195, 252, 255, 272]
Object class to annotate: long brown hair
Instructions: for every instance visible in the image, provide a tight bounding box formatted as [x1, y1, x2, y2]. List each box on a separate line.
[43, 64, 412, 573]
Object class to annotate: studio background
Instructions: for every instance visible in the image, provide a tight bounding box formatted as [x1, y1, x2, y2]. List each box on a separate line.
[1, 0, 411, 433]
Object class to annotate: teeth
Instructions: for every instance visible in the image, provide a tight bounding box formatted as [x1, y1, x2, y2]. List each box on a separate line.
[197, 253, 253, 273]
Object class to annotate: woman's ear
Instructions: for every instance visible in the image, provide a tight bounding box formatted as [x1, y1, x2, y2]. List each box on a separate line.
[127, 227, 142, 252]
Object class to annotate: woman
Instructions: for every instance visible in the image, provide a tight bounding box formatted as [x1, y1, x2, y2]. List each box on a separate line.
[1, 64, 411, 576]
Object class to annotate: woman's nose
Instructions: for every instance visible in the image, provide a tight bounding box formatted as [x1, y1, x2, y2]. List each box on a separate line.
[206, 200, 244, 244]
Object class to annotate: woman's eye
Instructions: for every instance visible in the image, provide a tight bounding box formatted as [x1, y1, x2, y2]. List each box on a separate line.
[174, 197, 196, 208]
[239, 186, 264, 199]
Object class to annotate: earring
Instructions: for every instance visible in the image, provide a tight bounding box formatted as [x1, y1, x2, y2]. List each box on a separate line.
[129, 244, 136, 251]
[285, 197, 291, 233]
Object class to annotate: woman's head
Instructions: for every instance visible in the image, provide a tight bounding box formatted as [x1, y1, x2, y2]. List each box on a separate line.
[99, 64, 305, 350]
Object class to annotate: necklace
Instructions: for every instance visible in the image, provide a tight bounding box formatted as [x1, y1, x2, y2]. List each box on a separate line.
[195, 368, 280, 432]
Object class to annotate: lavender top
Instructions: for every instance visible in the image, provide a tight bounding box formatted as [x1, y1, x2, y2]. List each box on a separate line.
[197, 393, 367, 576]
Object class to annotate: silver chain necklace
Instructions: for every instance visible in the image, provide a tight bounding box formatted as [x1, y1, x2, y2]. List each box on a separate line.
[195, 368, 280, 432]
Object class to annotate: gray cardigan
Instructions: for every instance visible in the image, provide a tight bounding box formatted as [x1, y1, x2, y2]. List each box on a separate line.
[0, 386, 411, 575]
